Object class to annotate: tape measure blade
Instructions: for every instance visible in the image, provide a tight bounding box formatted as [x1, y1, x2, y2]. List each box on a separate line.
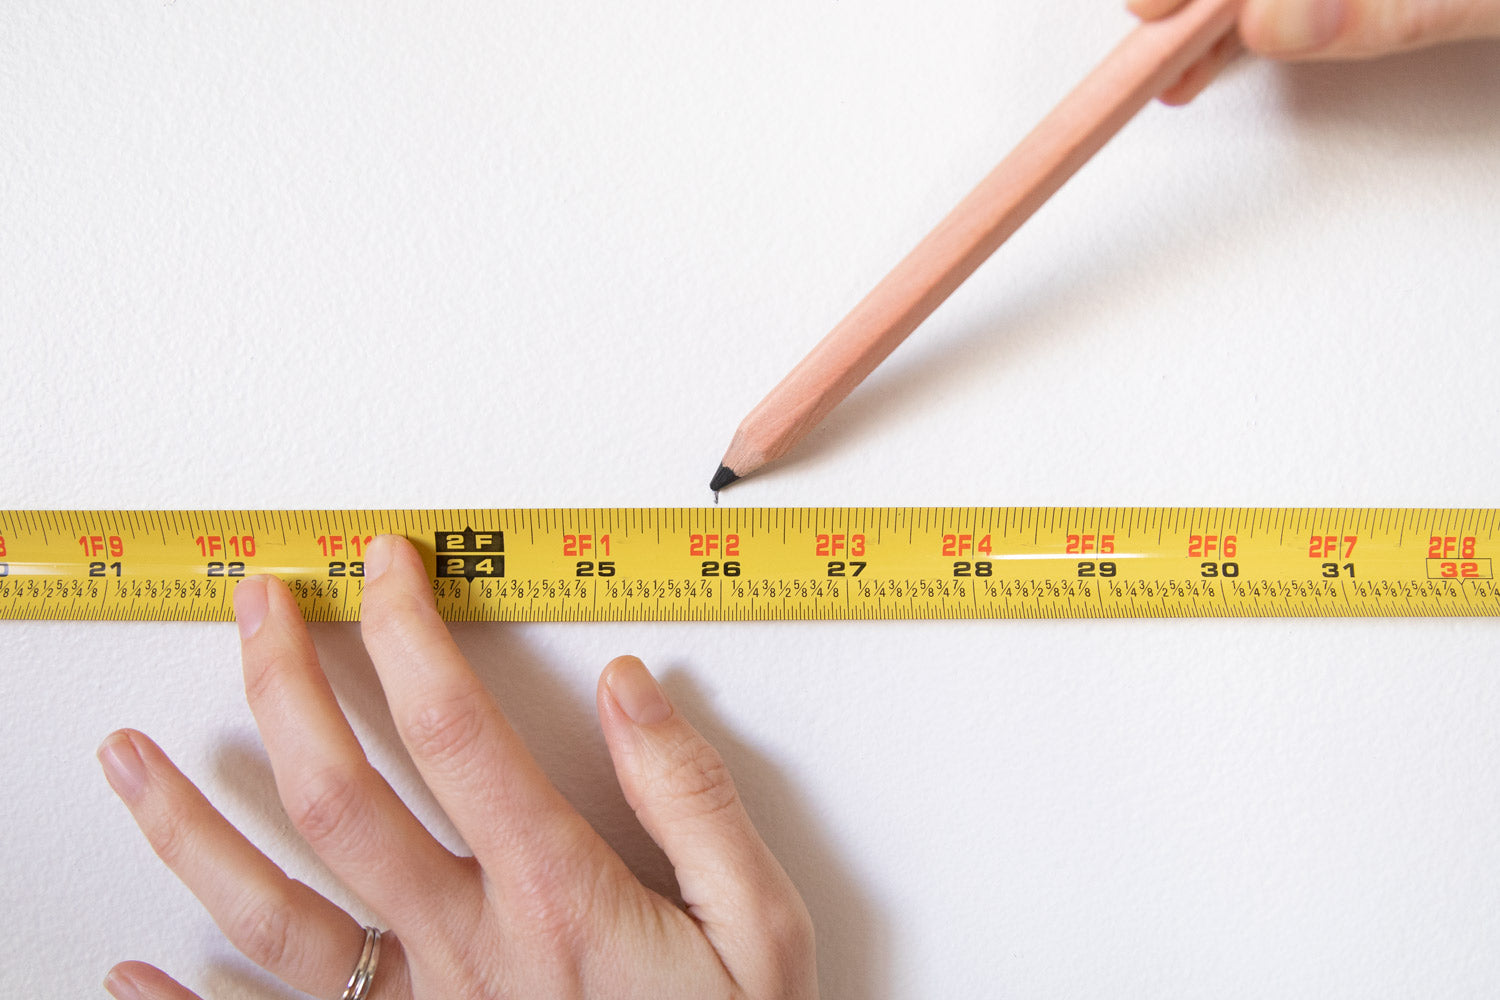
[0, 508, 1496, 621]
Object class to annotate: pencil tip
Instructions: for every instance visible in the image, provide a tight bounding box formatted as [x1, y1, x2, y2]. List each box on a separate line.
[709, 464, 740, 493]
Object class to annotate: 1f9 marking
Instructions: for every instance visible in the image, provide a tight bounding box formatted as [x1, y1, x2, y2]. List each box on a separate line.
[79, 535, 124, 558]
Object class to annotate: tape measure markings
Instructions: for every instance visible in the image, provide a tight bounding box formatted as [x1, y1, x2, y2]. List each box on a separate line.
[0, 508, 1496, 622]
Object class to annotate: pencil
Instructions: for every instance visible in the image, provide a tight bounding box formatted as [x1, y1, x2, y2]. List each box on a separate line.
[710, 0, 1241, 493]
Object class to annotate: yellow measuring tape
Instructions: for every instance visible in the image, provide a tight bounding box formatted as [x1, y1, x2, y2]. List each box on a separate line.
[0, 508, 1495, 621]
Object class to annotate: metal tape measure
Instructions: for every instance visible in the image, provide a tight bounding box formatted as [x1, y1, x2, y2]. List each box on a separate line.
[1, 508, 1495, 621]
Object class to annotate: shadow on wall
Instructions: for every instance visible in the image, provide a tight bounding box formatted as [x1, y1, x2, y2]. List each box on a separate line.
[209, 622, 889, 1000]
[1276, 38, 1500, 135]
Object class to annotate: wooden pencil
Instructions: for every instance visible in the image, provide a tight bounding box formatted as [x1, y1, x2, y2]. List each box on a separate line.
[710, 0, 1241, 492]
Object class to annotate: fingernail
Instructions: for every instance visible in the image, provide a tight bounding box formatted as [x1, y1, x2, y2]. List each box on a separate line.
[1261, 0, 1343, 53]
[234, 576, 269, 640]
[364, 535, 394, 582]
[104, 967, 143, 1000]
[98, 733, 147, 803]
[607, 656, 674, 726]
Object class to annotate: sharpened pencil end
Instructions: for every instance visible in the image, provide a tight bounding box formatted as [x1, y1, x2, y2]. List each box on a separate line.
[709, 465, 740, 493]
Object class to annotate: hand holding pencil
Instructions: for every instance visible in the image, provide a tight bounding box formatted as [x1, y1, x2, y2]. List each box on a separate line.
[710, 0, 1500, 493]
[1145, 0, 1500, 101]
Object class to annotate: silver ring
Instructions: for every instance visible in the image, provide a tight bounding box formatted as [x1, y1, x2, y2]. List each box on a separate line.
[340, 926, 382, 1000]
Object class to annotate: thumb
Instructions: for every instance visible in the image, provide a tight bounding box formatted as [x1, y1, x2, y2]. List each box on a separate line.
[596, 656, 816, 995]
[1241, 0, 1500, 58]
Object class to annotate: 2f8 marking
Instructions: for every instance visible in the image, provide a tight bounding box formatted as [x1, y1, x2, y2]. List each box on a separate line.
[1428, 536, 1476, 559]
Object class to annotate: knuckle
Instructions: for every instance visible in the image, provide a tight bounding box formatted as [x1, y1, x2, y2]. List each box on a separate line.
[651, 734, 739, 822]
[769, 897, 816, 955]
[241, 647, 300, 708]
[500, 824, 619, 959]
[402, 691, 490, 772]
[749, 894, 817, 984]
[285, 765, 367, 848]
[141, 794, 199, 870]
[361, 591, 438, 653]
[1376, 1, 1450, 49]
[229, 885, 298, 971]
[1385, 5, 1428, 47]
[513, 880, 588, 956]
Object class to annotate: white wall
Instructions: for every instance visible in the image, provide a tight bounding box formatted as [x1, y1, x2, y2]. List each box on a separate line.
[3, 2, 1498, 996]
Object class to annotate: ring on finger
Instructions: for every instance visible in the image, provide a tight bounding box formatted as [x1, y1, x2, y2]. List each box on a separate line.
[340, 926, 382, 1000]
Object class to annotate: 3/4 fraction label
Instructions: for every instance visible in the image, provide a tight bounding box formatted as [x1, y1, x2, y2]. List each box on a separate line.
[0, 508, 1496, 622]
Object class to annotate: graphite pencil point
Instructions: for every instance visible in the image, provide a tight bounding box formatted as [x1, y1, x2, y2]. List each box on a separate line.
[709, 464, 740, 493]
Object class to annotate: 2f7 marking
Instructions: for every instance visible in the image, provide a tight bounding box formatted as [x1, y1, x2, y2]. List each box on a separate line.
[1309, 536, 1357, 559]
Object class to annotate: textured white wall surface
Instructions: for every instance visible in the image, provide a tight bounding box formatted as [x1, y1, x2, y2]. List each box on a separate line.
[4, 2, 1499, 997]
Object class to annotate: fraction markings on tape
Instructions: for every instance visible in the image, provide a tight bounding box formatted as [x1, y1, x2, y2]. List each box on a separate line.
[0, 509, 1495, 622]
